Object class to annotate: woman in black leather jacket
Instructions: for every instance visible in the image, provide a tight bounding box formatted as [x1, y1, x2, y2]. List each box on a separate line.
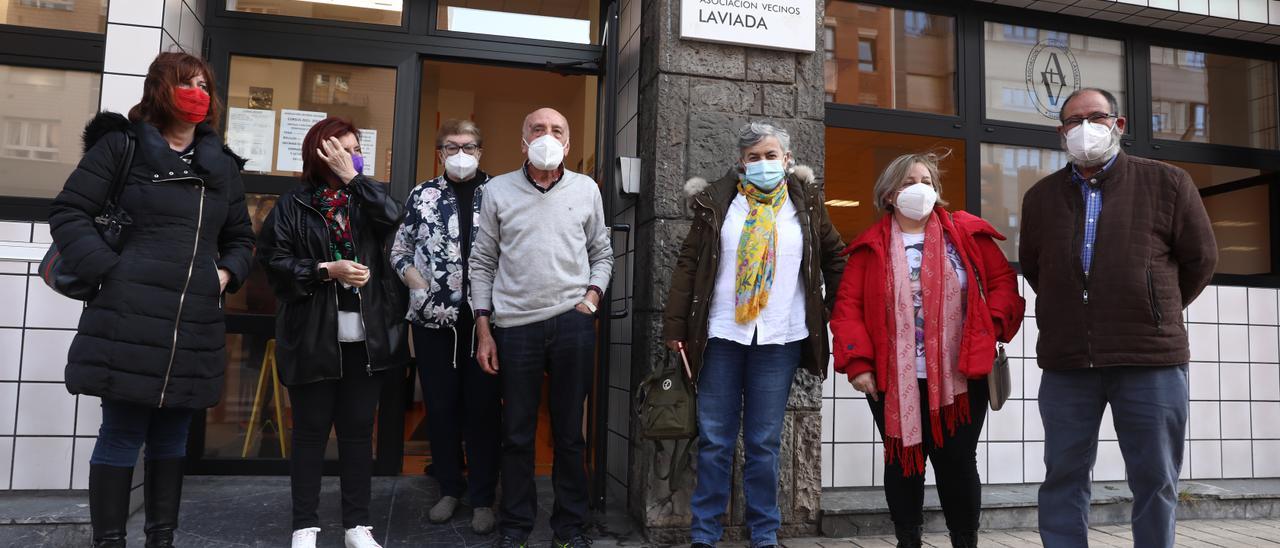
[256, 116, 406, 548]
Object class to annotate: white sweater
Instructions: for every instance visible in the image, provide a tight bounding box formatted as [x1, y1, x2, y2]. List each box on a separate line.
[468, 167, 614, 327]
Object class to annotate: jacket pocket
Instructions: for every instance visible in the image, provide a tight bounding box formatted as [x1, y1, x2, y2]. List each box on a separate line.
[1146, 266, 1162, 329]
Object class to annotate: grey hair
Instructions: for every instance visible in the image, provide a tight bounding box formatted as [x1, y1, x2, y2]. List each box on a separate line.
[872, 149, 952, 212]
[737, 122, 791, 155]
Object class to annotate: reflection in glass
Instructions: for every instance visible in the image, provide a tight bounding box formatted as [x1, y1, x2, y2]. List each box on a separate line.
[1151, 47, 1277, 150]
[416, 61, 598, 183]
[824, 127, 965, 238]
[226, 56, 397, 179]
[223, 194, 280, 316]
[1202, 185, 1272, 275]
[205, 333, 292, 460]
[226, 0, 403, 26]
[823, 2, 955, 115]
[0, 65, 101, 198]
[1, 0, 106, 33]
[437, 0, 599, 44]
[984, 23, 1125, 127]
[979, 143, 1070, 261]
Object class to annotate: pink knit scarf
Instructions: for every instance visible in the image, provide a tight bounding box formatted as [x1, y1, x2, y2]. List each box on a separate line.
[884, 215, 970, 476]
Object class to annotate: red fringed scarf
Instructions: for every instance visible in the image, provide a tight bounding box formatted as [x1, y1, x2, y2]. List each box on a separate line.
[884, 215, 970, 476]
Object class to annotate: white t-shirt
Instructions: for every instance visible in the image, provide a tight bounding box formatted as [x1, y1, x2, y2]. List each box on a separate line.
[707, 194, 809, 345]
[901, 232, 967, 378]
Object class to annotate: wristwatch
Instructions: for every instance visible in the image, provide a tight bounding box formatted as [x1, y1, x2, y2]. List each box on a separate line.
[580, 300, 598, 314]
[316, 263, 330, 281]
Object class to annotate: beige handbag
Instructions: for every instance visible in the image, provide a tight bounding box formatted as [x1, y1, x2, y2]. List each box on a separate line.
[988, 344, 1011, 411]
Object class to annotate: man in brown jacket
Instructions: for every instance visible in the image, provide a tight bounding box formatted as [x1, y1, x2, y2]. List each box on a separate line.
[1019, 88, 1217, 548]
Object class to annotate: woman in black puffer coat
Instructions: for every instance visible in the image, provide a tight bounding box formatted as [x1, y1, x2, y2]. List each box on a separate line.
[47, 52, 254, 548]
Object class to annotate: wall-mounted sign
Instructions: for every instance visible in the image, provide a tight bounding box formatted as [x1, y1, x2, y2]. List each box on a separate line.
[680, 0, 815, 53]
[1025, 40, 1081, 120]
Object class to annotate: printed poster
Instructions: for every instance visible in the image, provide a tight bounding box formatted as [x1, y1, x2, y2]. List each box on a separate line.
[358, 128, 377, 178]
[276, 109, 328, 173]
[225, 107, 275, 172]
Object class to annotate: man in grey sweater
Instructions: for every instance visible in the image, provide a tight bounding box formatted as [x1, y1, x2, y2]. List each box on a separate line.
[469, 107, 613, 548]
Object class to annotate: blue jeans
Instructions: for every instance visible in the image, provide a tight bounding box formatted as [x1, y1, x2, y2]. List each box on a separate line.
[1038, 365, 1189, 548]
[690, 338, 800, 548]
[90, 399, 194, 467]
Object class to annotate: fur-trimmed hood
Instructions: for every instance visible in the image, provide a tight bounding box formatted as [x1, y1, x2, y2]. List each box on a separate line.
[81, 111, 131, 154]
[683, 164, 816, 197]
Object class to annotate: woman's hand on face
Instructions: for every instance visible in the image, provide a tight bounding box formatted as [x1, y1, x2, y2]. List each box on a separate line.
[325, 259, 370, 287]
[852, 372, 878, 401]
[317, 136, 359, 184]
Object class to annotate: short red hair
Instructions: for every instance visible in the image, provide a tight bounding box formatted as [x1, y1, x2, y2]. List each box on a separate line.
[301, 116, 360, 186]
[128, 52, 223, 133]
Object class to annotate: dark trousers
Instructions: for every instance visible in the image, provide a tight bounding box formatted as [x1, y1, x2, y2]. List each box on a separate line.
[495, 309, 597, 541]
[91, 400, 194, 467]
[1038, 365, 1189, 548]
[868, 379, 989, 533]
[287, 342, 385, 530]
[413, 315, 501, 507]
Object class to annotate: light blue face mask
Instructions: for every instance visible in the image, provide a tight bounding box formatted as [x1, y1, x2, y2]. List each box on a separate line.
[743, 159, 786, 191]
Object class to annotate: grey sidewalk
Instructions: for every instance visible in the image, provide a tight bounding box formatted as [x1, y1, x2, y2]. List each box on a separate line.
[757, 519, 1280, 547]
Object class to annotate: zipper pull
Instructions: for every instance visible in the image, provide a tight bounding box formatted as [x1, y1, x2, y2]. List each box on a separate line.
[1082, 289, 1089, 304]
[366, 363, 373, 376]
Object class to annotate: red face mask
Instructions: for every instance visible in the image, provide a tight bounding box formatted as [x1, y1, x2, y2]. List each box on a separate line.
[173, 86, 210, 124]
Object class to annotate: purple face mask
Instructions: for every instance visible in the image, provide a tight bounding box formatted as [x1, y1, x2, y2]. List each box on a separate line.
[351, 154, 364, 176]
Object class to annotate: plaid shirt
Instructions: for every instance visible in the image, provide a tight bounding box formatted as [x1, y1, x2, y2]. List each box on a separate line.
[1069, 155, 1117, 275]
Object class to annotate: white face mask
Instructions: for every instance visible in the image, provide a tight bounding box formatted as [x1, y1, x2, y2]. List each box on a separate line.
[444, 151, 478, 181]
[1064, 120, 1120, 167]
[895, 183, 938, 221]
[524, 134, 566, 171]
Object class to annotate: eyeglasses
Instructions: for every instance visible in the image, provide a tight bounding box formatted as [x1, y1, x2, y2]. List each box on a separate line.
[1062, 113, 1118, 129]
[439, 143, 480, 155]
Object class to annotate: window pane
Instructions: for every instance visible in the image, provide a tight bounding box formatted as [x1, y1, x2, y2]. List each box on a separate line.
[979, 143, 1072, 261]
[825, 127, 965, 238]
[223, 194, 279, 316]
[824, 2, 956, 115]
[225, 56, 396, 179]
[1151, 47, 1278, 150]
[984, 23, 1125, 127]
[0, 65, 101, 199]
[226, 0, 403, 26]
[437, 0, 599, 44]
[417, 60, 598, 183]
[1202, 185, 1272, 275]
[2, 0, 106, 33]
[1165, 160, 1261, 190]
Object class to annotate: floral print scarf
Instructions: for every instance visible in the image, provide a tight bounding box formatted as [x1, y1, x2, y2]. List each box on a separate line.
[312, 186, 357, 264]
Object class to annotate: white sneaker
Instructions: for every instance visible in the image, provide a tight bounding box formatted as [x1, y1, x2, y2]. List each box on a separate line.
[344, 525, 383, 548]
[290, 527, 321, 548]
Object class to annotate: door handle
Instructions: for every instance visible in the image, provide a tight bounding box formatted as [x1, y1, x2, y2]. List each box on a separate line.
[608, 223, 631, 320]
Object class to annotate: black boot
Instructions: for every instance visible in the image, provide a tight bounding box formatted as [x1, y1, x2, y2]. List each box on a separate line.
[143, 458, 185, 548]
[894, 524, 923, 548]
[89, 464, 134, 548]
[950, 530, 978, 548]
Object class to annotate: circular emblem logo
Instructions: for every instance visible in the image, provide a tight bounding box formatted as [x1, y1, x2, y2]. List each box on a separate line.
[1025, 40, 1081, 120]
[662, 379, 673, 391]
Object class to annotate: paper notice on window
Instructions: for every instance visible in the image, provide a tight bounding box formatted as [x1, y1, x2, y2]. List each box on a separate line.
[358, 129, 377, 178]
[276, 109, 328, 173]
[225, 108, 275, 172]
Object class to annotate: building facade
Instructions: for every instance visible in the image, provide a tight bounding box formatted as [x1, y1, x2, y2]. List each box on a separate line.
[1, 0, 1278, 541]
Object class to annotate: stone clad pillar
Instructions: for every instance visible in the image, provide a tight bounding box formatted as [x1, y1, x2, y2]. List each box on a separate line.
[629, 0, 826, 541]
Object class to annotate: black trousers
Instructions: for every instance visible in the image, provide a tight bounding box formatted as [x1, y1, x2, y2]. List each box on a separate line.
[868, 379, 989, 533]
[494, 309, 597, 541]
[413, 314, 502, 507]
[287, 342, 385, 530]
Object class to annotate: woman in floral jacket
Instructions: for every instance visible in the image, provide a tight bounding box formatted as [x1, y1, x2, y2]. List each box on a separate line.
[390, 119, 500, 534]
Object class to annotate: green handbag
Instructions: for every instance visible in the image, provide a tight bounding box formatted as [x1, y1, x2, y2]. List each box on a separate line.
[637, 344, 698, 493]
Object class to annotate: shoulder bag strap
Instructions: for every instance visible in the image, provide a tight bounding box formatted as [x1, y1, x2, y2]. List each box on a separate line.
[102, 131, 136, 210]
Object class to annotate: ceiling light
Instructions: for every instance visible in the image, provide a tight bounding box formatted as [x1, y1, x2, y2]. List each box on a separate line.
[825, 199, 861, 207]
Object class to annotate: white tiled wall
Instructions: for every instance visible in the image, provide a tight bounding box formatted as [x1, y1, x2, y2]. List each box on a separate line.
[821, 278, 1280, 488]
[0, 221, 101, 490]
[977, 0, 1280, 45]
[100, 0, 206, 114]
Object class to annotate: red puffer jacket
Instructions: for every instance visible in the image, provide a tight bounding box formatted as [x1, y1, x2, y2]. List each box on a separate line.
[831, 208, 1025, 388]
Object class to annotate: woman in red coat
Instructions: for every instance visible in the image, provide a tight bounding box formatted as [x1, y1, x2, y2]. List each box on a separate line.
[830, 151, 1024, 548]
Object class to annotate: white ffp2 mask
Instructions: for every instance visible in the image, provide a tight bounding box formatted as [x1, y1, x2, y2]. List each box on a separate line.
[444, 152, 478, 181]
[896, 183, 938, 221]
[524, 135, 565, 171]
[1065, 120, 1120, 166]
